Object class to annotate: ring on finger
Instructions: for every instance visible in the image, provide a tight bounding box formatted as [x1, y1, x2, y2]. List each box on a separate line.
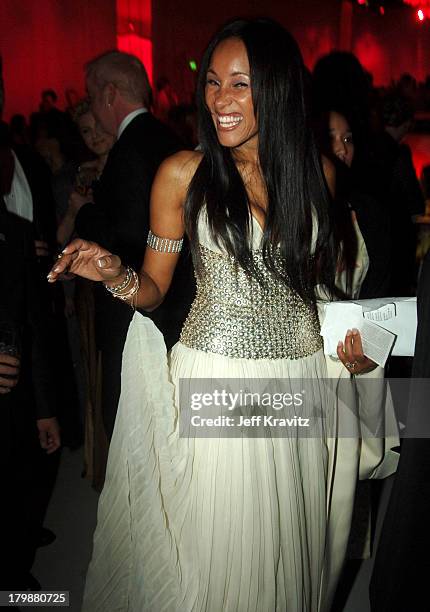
[345, 361, 358, 371]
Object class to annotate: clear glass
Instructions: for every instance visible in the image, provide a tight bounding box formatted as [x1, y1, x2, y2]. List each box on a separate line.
[0, 321, 21, 357]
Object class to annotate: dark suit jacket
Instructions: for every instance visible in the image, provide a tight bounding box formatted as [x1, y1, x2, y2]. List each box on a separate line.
[13, 143, 58, 253]
[349, 189, 392, 299]
[375, 133, 424, 295]
[331, 158, 391, 299]
[74, 112, 194, 436]
[0, 200, 59, 588]
[370, 251, 430, 611]
[0, 200, 56, 421]
[75, 111, 182, 268]
[75, 112, 194, 349]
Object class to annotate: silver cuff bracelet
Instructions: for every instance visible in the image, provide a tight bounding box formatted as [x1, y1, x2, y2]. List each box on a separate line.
[147, 230, 184, 253]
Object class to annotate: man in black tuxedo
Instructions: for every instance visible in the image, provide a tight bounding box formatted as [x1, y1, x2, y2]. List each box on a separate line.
[73, 51, 193, 439]
[0, 195, 61, 589]
[0, 62, 60, 589]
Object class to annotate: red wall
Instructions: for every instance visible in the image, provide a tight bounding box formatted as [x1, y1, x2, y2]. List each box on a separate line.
[152, 0, 430, 102]
[152, 0, 340, 103]
[352, 4, 430, 85]
[0, 0, 116, 121]
[117, 0, 153, 83]
[1, 1, 429, 121]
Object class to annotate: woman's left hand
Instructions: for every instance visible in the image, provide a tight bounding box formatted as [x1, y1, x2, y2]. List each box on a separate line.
[337, 328, 377, 375]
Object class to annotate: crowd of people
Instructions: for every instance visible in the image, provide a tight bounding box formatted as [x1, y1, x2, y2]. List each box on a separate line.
[1, 16, 429, 612]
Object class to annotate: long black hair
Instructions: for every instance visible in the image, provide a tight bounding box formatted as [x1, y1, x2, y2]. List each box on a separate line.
[313, 107, 359, 298]
[185, 18, 337, 302]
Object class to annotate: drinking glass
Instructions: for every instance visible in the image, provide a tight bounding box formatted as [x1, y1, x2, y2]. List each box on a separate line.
[0, 321, 21, 358]
[75, 165, 99, 196]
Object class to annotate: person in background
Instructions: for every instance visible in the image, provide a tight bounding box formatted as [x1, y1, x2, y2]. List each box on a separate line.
[315, 108, 400, 611]
[34, 117, 79, 237]
[65, 87, 80, 117]
[316, 108, 391, 300]
[397, 72, 418, 108]
[153, 76, 179, 124]
[0, 167, 61, 591]
[74, 98, 114, 176]
[370, 250, 430, 611]
[377, 91, 425, 296]
[1, 63, 82, 451]
[74, 50, 194, 440]
[1, 61, 63, 579]
[325, 109, 367, 298]
[57, 98, 115, 247]
[167, 103, 199, 149]
[312, 53, 393, 298]
[66, 98, 115, 490]
[9, 114, 29, 147]
[39, 89, 62, 115]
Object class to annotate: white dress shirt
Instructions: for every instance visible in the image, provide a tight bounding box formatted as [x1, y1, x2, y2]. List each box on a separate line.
[117, 108, 148, 140]
[4, 151, 33, 222]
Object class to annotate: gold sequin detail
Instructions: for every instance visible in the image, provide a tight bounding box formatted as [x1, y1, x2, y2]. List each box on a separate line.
[180, 244, 322, 359]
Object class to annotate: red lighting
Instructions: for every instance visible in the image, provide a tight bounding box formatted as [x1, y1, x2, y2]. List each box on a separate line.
[418, 8, 425, 20]
[357, 0, 366, 5]
[379, 6, 385, 14]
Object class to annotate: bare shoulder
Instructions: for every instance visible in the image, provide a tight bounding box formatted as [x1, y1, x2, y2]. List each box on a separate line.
[151, 150, 203, 210]
[156, 150, 203, 191]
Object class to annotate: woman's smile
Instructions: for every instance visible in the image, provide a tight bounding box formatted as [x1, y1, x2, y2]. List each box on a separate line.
[205, 37, 258, 154]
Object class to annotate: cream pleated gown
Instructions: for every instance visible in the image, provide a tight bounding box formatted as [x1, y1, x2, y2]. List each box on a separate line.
[82, 213, 397, 612]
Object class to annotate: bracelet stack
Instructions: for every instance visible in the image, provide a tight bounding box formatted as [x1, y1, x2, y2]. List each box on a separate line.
[104, 266, 140, 307]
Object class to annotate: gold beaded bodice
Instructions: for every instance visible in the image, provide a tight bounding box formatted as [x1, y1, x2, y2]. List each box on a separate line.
[180, 236, 323, 360]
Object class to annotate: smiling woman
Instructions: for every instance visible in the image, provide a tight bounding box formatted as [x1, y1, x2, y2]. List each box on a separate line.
[205, 38, 257, 149]
[46, 18, 395, 612]
[184, 18, 338, 301]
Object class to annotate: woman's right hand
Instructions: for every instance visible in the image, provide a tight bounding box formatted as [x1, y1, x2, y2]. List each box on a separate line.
[47, 239, 124, 284]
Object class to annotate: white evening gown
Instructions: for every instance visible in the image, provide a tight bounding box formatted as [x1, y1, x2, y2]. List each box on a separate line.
[82, 214, 397, 612]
